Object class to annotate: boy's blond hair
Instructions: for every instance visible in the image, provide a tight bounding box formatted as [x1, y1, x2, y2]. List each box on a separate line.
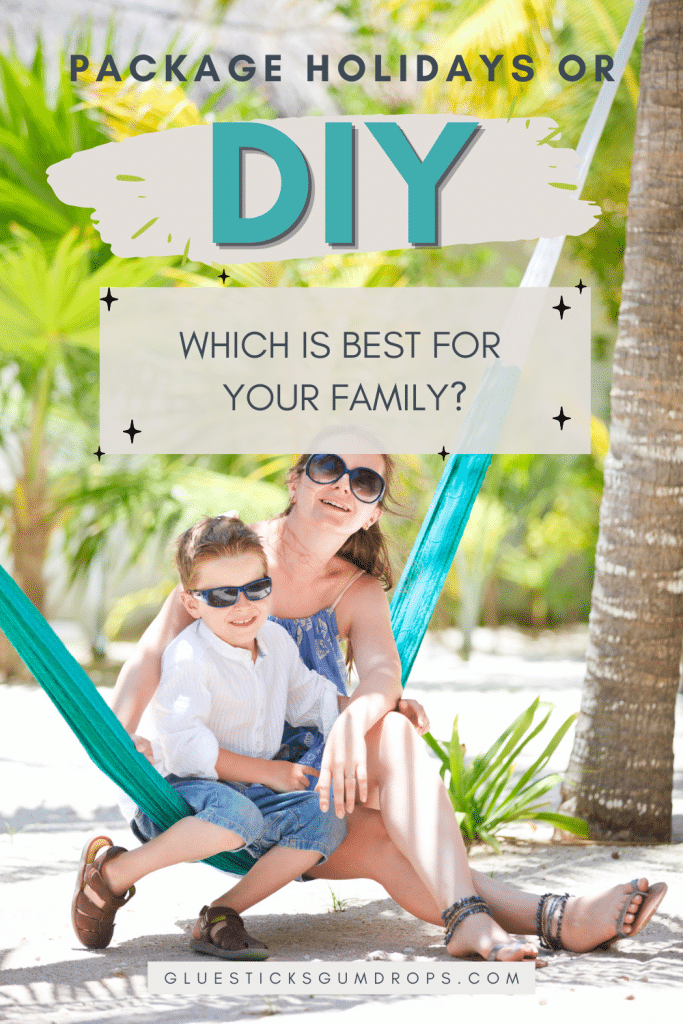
[175, 515, 267, 590]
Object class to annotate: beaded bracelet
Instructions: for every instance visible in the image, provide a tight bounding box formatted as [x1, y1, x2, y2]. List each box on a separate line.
[536, 892, 571, 950]
[442, 896, 493, 947]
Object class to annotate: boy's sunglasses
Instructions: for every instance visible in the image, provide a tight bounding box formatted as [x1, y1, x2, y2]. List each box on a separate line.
[305, 454, 385, 504]
[190, 577, 272, 608]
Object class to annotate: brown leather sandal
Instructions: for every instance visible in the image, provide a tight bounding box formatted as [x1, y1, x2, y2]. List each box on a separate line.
[190, 905, 269, 960]
[72, 835, 135, 949]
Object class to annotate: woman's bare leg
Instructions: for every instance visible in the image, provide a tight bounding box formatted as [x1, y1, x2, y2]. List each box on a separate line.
[315, 712, 533, 960]
[308, 716, 649, 950]
[469, 870, 647, 947]
[308, 802, 444, 922]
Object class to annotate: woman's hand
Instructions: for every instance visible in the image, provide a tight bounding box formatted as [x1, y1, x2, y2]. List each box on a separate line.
[315, 704, 369, 818]
[263, 762, 320, 793]
[130, 733, 155, 763]
[318, 575, 403, 817]
[397, 697, 430, 735]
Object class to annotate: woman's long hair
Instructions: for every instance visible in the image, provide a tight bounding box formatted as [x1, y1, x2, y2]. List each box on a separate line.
[282, 454, 401, 591]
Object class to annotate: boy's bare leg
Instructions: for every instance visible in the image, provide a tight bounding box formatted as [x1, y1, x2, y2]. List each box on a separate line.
[209, 846, 324, 914]
[91, 823, 324, 929]
[191, 847, 328, 946]
[92, 817, 244, 900]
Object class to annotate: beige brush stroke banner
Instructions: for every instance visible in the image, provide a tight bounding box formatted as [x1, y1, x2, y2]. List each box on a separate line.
[48, 115, 598, 263]
[99, 287, 589, 455]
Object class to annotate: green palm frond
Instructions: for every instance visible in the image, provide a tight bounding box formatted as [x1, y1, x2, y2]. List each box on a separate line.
[55, 461, 288, 582]
[420, 0, 639, 122]
[0, 227, 175, 370]
[0, 48, 107, 240]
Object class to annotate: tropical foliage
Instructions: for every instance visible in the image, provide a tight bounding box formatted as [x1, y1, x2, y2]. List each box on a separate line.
[424, 697, 589, 850]
[0, 1, 640, 656]
[0, 45, 285, 656]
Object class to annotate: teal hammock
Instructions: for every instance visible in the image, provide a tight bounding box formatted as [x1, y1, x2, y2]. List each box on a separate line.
[0, 454, 490, 875]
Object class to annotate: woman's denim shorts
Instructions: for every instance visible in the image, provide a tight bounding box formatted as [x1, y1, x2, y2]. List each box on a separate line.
[131, 774, 347, 864]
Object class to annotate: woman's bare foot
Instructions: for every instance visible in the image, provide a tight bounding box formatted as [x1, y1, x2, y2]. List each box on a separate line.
[558, 879, 650, 952]
[446, 911, 537, 962]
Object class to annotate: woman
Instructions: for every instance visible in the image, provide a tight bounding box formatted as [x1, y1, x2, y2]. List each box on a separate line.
[112, 452, 665, 959]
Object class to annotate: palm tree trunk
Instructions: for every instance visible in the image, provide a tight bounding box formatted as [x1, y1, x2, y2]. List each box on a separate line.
[558, 0, 683, 841]
[0, 464, 49, 680]
[11, 472, 49, 612]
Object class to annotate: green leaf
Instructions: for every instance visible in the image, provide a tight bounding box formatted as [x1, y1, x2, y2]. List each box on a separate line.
[217, 263, 273, 288]
[499, 713, 578, 806]
[531, 812, 589, 838]
[474, 825, 501, 855]
[475, 697, 540, 772]
[0, 180, 72, 235]
[172, 468, 287, 528]
[104, 579, 177, 639]
[486, 774, 564, 828]
[477, 705, 554, 814]
[448, 715, 468, 812]
[422, 730, 449, 766]
[465, 699, 544, 804]
[427, 695, 581, 852]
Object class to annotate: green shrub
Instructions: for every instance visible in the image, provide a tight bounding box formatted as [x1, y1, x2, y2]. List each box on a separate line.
[424, 697, 589, 852]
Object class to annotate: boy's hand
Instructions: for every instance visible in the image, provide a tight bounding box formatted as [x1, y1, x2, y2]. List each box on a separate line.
[263, 761, 320, 793]
[130, 733, 155, 763]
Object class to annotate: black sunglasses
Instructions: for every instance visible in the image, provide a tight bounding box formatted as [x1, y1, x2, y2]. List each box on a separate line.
[190, 577, 272, 608]
[305, 454, 385, 504]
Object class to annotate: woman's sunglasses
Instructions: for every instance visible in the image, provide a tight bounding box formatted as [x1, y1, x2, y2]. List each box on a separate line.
[190, 577, 272, 608]
[305, 454, 385, 504]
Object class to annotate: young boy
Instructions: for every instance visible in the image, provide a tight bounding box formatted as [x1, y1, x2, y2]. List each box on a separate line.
[72, 515, 347, 959]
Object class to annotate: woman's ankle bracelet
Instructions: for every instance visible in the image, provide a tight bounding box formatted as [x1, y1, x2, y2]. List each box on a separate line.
[442, 896, 492, 946]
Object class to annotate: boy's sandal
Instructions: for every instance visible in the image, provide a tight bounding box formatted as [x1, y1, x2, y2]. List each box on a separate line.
[443, 896, 542, 966]
[190, 905, 269, 961]
[536, 880, 669, 952]
[72, 836, 135, 949]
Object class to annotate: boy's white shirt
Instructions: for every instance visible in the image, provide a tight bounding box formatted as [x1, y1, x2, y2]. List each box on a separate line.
[118, 618, 339, 820]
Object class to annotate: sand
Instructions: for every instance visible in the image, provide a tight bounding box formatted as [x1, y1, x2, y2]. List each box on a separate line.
[1, 626, 681, 1022]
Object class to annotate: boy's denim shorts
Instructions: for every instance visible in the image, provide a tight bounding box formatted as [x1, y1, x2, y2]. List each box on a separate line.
[131, 774, 347, 864]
